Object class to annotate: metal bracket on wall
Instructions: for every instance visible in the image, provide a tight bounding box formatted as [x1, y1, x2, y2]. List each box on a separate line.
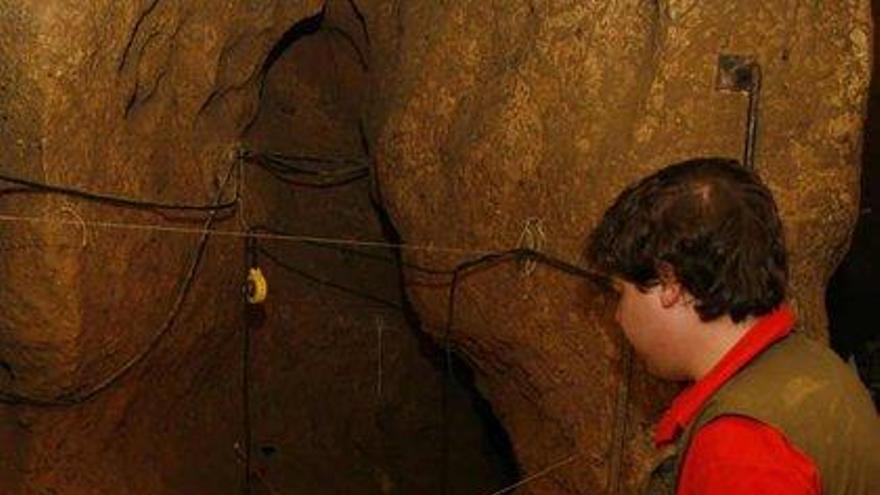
[716, 54, 763, 170]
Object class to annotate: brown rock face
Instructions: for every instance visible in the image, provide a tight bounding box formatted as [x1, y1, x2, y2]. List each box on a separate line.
[0, 1, 514, 494]
[366, 0, 872, 493]
[0, 0, 324, 406]
[0, 1, 872, 494]
[0, 1, 320, 492]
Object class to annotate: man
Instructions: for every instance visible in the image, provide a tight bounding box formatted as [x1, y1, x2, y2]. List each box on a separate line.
[586, 158, 880, 494]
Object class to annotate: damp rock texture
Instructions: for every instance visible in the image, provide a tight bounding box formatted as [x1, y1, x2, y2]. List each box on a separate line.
[0, 1, 320, 493]
[0, 1, 873, 495]
[0, 1, 513, 494]
[365, 1, 872, 493]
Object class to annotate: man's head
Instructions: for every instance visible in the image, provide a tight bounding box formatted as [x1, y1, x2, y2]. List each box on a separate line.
[586, 158, 788, 378]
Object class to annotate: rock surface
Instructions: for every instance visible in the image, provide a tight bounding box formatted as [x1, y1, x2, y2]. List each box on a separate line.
[0, 1, 514, 494]
[0, 1, 873, 494]
[366, 0, 872, 493]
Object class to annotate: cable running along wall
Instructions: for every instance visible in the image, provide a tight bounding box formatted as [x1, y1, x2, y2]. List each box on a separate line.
[0, 149, 628, 495]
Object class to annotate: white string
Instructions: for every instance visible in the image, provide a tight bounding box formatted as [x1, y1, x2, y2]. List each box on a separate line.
[483, 452, 583, 495]
[58, 203, 90, 247]
[1, 208, 596, 494]
[1, 160, 608, 493]
[0, 213, 497, 256]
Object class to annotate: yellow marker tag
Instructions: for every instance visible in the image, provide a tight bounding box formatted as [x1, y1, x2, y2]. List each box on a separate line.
[246, 267, 268, 304]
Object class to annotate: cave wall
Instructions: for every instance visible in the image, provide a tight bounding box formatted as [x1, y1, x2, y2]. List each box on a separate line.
[363, 1, 873, 493]
[827, 0, 880, 407]
[0, 1, 518, 493]
[0, 1, 320, 492]
[0, 1, 873, 495]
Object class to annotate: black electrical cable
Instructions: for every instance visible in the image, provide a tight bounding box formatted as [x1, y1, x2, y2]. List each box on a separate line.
[255, 162, 369, 189]
[231, 219, 612, 495]
[242, 234, 256, 495]
[241, 240, 609, 495]
[242, 308, 253, 495]
[0, 219, 212, 408]
[439, 248, 608, 495]
[257, 157, 368, 178]
[0, 159, 241, 405]
[257, 245, 404, 311]
[237, 233, 609, 495]
[0, 162, 237, 407]
[0, 168, 239, 212]
[244, 149, 365, 168]
[0, 148, 614, 494]
[240, 149, 370, 188]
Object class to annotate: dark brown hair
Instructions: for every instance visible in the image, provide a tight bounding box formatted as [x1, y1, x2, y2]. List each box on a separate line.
[586, 157, 787, 322]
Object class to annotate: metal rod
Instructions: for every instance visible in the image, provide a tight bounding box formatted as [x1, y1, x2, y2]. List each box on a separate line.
[716, 54, 763, 170]
[744, 63, 762, 170]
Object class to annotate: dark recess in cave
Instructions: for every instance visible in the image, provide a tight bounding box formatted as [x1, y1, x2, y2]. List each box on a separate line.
[826, 0, 880, 409]
[242, 5, 523, 492]
[369, 158, 523, 487]
[261, 8, 324, 85]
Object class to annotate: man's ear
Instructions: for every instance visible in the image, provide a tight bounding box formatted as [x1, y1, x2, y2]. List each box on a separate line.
[656, 262, 683, 308]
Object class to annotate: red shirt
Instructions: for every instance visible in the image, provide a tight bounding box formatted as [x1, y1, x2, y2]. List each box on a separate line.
[655, 305, 822, 495]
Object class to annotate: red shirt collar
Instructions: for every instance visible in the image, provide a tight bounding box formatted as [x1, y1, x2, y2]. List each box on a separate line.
[654, 304, 796, 446]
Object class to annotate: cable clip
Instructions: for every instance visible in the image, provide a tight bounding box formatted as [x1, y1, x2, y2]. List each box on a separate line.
[517, 217, 545, 277]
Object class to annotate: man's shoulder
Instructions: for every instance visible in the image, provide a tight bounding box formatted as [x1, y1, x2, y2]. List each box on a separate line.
[694, 333, 880, 495]
[688, 415, 818, 472]
[719, 332, 868, 412]
[680, 415, 821, 495]
[692, 415, 807, 459]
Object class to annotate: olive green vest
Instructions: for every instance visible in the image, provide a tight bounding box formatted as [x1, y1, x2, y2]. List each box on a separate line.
[644, 332, 880, 495]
